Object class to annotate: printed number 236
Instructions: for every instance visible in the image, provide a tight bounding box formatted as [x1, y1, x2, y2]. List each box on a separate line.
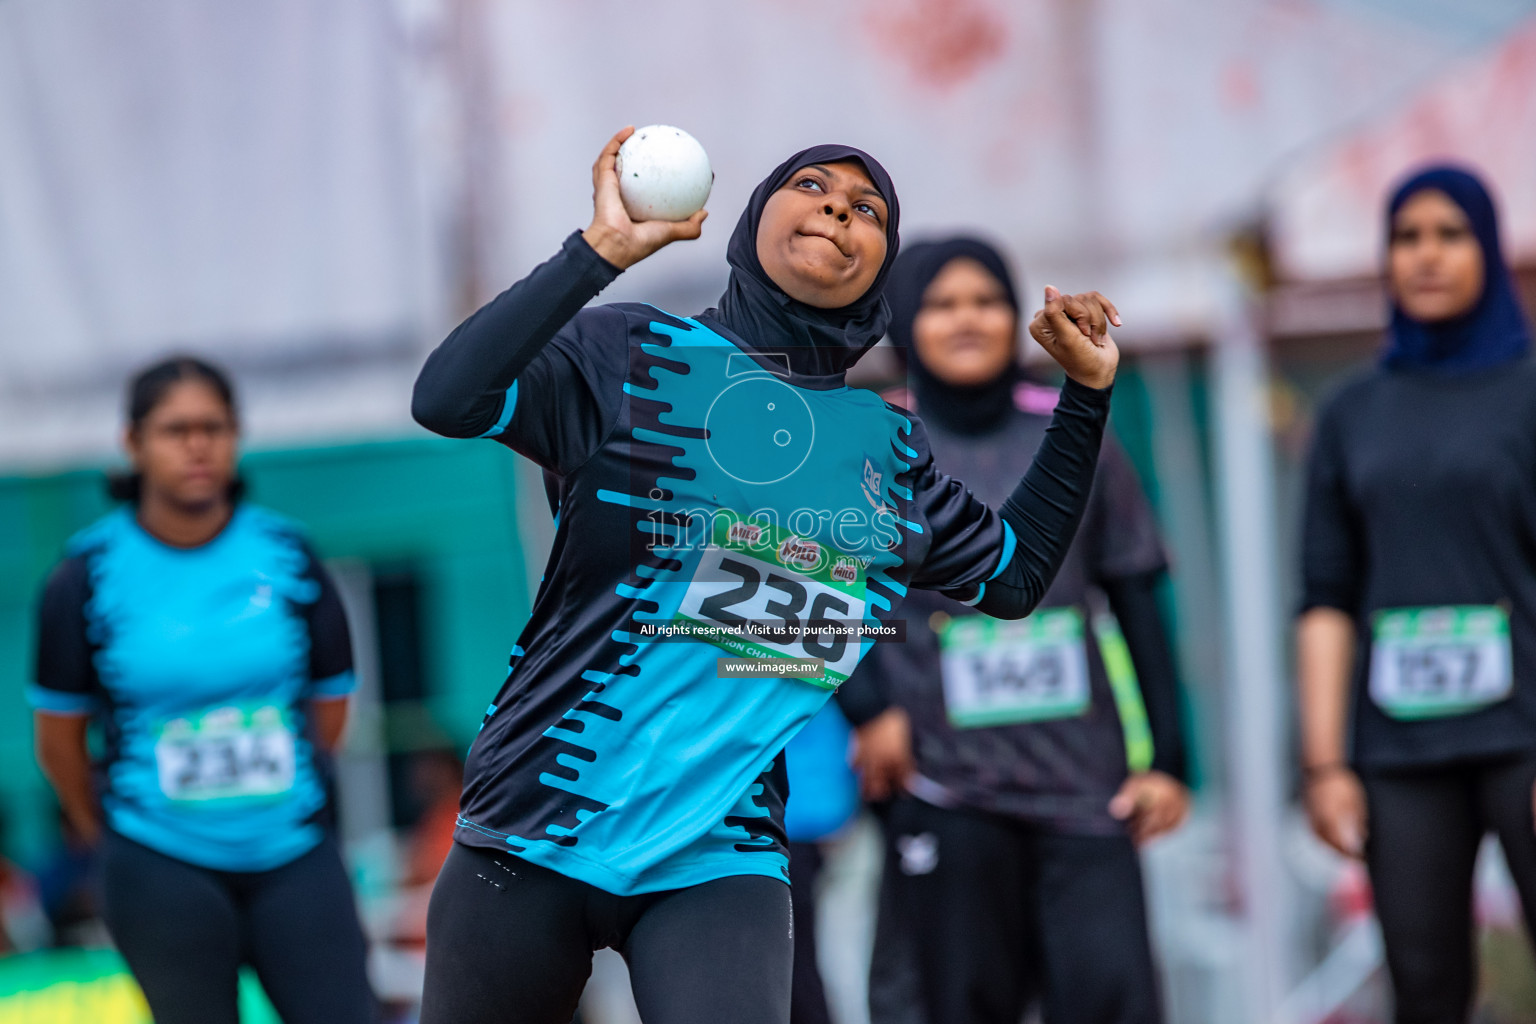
[698, 557, 850, 661]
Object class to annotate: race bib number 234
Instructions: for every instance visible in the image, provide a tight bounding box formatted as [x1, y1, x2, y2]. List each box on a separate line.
[154, 704, 298, 803]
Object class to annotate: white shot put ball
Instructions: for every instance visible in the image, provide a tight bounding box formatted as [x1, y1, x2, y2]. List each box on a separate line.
[615, 125, 713, 222]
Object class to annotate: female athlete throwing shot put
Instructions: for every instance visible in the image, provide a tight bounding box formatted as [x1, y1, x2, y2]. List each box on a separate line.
[411, 127, 1122, 1024]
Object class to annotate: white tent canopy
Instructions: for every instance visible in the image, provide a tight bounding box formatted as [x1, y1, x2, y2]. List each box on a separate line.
[0, 0, 442, 465]
[4, 0, 1534, 465]
[477, 1, 1535, 345]
[1271, 17, 1536, 284]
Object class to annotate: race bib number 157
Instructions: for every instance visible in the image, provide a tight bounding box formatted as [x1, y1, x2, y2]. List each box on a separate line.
[1369, 605, 1512, 720]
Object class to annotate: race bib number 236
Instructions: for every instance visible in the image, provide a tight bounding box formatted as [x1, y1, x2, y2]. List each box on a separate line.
[676, 511, 869, 688]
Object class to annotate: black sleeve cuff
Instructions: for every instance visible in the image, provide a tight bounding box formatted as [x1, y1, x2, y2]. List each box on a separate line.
[1060, 375, 1114, 405]
[834, 669, 891, 727]
[1297, 588, 1358, 618]
[562, 230, 624, 284]
[1150, 750, 1188, 782]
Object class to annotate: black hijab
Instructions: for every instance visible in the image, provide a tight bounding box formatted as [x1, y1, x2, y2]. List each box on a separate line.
[702, 145, 901, 379]
[886, 237, 1023, 435]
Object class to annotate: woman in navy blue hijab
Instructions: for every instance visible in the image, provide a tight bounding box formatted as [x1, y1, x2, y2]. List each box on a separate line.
[1298, 164, 1536, 1024]
[1379, 165, 1530, 370]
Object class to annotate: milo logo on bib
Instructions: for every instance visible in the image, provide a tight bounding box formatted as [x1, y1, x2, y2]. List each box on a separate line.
[728, 520, 764, 546]
[1369, 604, 1513, 720]
[675, 510, 869, 689]
[777, 537, 822, 572]
[831, 558, 860, 585]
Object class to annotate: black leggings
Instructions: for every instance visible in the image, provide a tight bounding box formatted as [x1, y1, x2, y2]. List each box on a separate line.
[788, 842, 834, 1024]
[871, 797, 1161, 1024]
[421, 842, 793, 1024]
[100, 830, 375, 1024]
[1362, 756, 1536, 1024]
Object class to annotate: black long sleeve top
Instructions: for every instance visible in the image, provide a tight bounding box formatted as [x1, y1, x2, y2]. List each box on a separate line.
[1302, 363, 1536, 769]
[838, 400, 1185, 833]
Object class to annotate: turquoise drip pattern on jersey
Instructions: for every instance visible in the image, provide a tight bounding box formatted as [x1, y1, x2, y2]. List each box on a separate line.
[453, 309, 989, 895]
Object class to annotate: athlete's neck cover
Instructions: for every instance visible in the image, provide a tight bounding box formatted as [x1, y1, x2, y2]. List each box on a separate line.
[885, 236, 1023, 435]
[1382, 164, 1532, 372]
[708, 145, 901, 378]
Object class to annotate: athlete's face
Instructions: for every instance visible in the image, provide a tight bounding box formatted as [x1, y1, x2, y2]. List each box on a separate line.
[911, 258, 1017, 387]
[756, 161, 889, 310]
[126, 380, 239, 511]
[1389, 189, 1485, 324]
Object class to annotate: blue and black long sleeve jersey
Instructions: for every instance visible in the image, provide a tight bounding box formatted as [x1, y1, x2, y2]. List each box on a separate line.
[412, 232, 1110, 894]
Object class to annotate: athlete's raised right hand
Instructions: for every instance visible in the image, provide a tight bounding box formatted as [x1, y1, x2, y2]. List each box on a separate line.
[1028, 287, 1120, 390]
[581, 127, 708, 270]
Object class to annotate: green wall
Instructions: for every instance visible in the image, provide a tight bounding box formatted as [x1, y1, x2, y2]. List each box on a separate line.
[0, 438, 531, 865]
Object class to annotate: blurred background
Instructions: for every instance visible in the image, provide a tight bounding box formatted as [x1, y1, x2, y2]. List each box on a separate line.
[3, 0, 1536, 1021]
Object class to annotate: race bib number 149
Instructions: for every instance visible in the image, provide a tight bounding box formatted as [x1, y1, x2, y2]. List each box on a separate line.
[1369, 605, 1512, 720]
[940, 608, 1091, 728]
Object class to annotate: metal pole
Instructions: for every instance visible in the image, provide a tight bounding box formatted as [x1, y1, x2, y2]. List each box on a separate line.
[1211, 256, 1291, 1023]
[327, 560, 393, 848]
